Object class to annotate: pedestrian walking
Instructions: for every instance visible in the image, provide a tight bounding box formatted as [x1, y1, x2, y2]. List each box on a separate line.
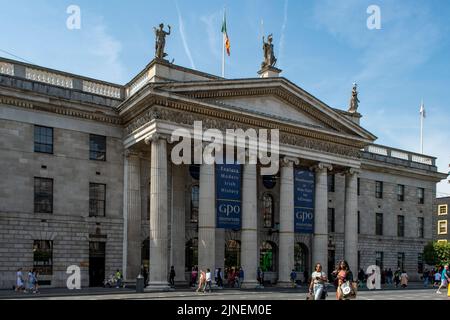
[196, 269, 206, 292]
[26, 269, 34, 293]
[309, 263, 328, 300]
[436, 265, 449, 294]
[204, 268, 212, 293]
[15, 268, 24, 292]
[400, 270, 408, 288]
[256, 267, 264, 288]
[169, 265, 176, 287]
[115, 269, 123, 288]
[423, 269, 430, 287]
[433, 268, 441, 288]
[394, 268, 401, 288]
[238, 267, 244, 288]
[386, 268, 393, 285]
[290, 269, 297, 288]
[217, 268, 223, 288]
[191, 266, 198, 287]
[332, 260, 356, 300]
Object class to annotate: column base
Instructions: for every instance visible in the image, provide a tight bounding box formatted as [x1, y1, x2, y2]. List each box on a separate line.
[276, 281, 294, 288]
[145, 282, 172, 292]
[240, 280, 259, 289]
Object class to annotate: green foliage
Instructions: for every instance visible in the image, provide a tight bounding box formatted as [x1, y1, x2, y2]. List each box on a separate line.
[423, 241, 450, 266]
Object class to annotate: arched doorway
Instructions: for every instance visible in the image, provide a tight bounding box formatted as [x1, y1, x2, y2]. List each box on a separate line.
[294, 243, 309, 276]
[185, 238, 198, 271]
[225, 240, 241, 269]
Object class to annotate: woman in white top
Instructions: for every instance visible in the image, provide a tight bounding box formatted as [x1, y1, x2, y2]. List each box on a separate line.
[309, 263, 328, 300]
[16, 268, 24, 292]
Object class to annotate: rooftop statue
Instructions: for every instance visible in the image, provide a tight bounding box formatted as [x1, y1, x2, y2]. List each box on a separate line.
[261, 34, 277, 69]
[348, 82, 360, 113]
[154, 23, 171, 59]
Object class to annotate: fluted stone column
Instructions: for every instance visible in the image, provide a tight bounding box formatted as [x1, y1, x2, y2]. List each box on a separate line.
[123, 151, 142, 281]
[240, 164, 258, 288]
[171, 164, 186, 285]
[198, 164, 216, 273]
[278, 157, 299, 286]
[344, 168, 359, 274]
[146, 134, 170, 290]
[312, 163, 332, 273]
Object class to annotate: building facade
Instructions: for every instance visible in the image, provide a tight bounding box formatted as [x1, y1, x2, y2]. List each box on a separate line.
[434, 197, 450, 243]
[0, 56, 447, 289]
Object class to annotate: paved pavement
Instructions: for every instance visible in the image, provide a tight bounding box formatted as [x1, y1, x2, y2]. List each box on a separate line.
[2, 283, 449, 300]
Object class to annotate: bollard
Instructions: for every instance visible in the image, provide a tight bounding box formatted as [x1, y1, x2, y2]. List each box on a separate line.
[136, 274, 144, 293]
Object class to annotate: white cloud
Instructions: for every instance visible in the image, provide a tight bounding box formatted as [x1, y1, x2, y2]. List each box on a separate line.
[278, 0, 289, 69]
[175, 1, 196, 70]
[200, 11, 222, 61]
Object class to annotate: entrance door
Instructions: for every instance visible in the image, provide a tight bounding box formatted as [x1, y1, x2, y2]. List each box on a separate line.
[89, 242, 106, 287]
[327, 250, 335, 279]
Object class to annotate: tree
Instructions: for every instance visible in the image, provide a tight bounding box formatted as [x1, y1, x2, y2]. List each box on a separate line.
[423, 241, 450, 267]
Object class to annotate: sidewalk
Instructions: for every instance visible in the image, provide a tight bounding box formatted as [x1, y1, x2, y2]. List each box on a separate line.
[0, 282, 435, 300]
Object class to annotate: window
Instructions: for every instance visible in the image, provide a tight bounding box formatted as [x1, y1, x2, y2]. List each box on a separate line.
[418, 253, 424, 273]
[438, 204, 448, 215]
[397, 184, 405, 201]
[376, 213, 383, 236]
[357, 178, 360, 196]
[328, 208, 335, 233]
[327, 174, 335, 192]
[34, 125, 53, 154]
[438, 220, 448, 235]
[397, 215, 405, 237]
[357, 211, 360, 234]
[34, 177, 53, 213]
[190, 185, 199, 223]
[375, 251, 384, 270]
[263, 194, 274, 228]
[417, 188, 425, 204]
[225, 240, 241, 269]
[294, 243, 309, 273]
[438, 239, 448, 244]
[89, 183, 106, 217]
[33, 240, 53, 275]
[418, 217, 424, 238]
[375, 181, 383, 199]
[89, 134, 106, 161]
[397, 252, 405, 271]
[185, 238, 198, 271]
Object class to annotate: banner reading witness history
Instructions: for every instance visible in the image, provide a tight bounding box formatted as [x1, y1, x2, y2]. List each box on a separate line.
[216, 164, 242, 229]
[294, 169, 315, 233]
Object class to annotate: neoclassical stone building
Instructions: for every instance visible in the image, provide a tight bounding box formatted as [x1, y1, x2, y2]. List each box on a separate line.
[0, 56, 446, 289]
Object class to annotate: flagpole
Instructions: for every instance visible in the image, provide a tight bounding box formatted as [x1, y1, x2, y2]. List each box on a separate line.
[222, 9, 225, 78]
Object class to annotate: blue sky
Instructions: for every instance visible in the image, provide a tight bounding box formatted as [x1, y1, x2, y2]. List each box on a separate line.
[1, 0, 449, 195]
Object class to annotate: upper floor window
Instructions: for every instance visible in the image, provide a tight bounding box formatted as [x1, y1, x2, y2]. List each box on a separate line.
[375, 181, 383, 199]
[438, 204, 448, 215]
[438, 220, 448, 235]
[375, 213, 383, 236]
[34, 177, 53, 214]
[327, 174, 335, 193]
[89, 134, 106, 161]
[34, 125, 53, 154]
[328, 208, 335, 233]
[397, 215, 405, 237]
[89, 183, 106, 217]
[417, 188, 425, 204]
[263, 193, 274, 228]
[190, 185, 199, 223]
[397, 184, 405, 202]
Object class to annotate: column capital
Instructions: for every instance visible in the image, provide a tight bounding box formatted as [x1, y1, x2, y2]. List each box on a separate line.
[311, 162, 333, 173]
[281, 156, 299, 167]
[124, 149, 143, 158]
[345, 167, 361, 176]
[144, 132, 170, 145]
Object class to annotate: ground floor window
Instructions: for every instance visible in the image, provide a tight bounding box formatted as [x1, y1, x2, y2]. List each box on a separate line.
[260, 241, 276, 272]
[185, 238, 198, 271]
[225, 240, 241, 269]
[294, 243, 309, 273]
[33, 240, 53, 275]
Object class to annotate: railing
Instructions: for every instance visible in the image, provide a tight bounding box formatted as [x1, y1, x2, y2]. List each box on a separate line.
[0, 62, 14, 76]
[127, 71, 150, 97]
[364, 144, 435, 166]
[83, 80, 121, 99]
[26, 67, 73, 88]
[0, 58, 123, 99]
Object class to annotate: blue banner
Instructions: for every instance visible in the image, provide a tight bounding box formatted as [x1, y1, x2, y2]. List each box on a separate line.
[294, 169, 315, 233]
[216, 164, 242, 229]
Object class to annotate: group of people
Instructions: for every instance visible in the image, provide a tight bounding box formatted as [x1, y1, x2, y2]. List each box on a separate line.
[356, 267, 409, 288]
[189, 266, 245, 293]
[15, 268, 39, 294]
[308, 260, 356, 300]
[432, 264, 450, 294]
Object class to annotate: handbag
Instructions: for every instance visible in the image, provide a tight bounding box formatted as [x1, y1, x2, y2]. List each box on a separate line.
[341, 281, 352, 297]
